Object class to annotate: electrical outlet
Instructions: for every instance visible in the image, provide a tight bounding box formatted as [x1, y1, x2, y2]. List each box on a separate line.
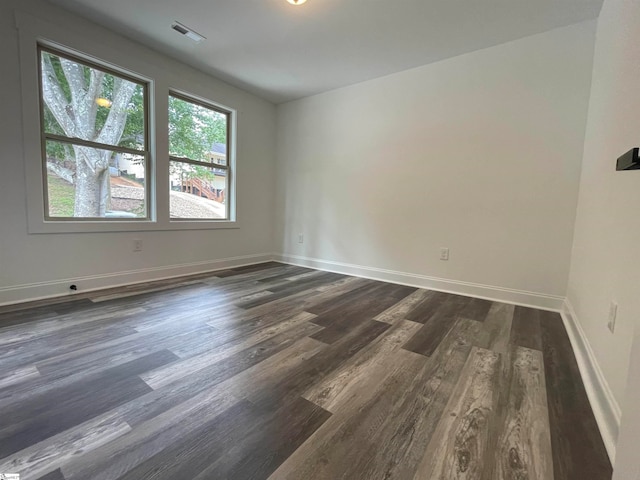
[607, 301, 618, 333]
[440, 247, 449, 261]
[133, 239, 143, 252]
[298, 234, 304, 244]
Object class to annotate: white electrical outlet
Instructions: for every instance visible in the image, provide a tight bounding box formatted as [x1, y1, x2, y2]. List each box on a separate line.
[440, 247, 449, 261]
[298, 234, 304, 244]
[607, 301, 618, 333]
[133, 239, 143, 252]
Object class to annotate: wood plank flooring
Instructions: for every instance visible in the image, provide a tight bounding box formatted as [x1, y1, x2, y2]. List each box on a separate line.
[0, 262, 612, 479]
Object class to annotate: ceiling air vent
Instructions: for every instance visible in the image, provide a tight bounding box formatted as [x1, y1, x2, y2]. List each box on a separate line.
[171, 22, 206, 43]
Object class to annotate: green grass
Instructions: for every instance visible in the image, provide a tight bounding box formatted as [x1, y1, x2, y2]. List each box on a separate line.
[47, 175, 75, 217]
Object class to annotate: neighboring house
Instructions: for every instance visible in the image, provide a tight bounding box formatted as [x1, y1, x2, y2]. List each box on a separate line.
[206, 142, 227, 167]
[170, 142, 227, 203]
[115, 154, 145, 182]
[112, 143, 227, 204]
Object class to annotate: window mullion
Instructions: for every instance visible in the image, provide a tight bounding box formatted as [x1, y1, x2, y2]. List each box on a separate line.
[44, 133, 147, 157]
[169, 155, 228, 170]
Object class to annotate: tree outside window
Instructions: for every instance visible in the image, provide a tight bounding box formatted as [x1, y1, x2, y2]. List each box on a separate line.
[40, 47, 231, 222]
[40, 47, 147, 219]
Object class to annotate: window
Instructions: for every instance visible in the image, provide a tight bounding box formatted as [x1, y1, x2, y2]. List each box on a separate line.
[21, 23, 238, 233]
[168, 93, 231, 220]
[39, 46, 149, 220]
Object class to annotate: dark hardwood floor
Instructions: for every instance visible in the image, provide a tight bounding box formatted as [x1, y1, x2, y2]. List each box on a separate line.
[0, 262, 612, 479]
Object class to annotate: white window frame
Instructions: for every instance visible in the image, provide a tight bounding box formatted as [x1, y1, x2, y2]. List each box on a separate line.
[168, 90, 233, 222]
[16, 11, 239, 233]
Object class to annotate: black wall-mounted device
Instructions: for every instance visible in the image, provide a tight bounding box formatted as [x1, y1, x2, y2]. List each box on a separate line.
[616, 148, 640, 171]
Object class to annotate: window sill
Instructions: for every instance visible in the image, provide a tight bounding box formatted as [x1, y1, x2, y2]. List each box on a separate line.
[27, 219, 240, 234]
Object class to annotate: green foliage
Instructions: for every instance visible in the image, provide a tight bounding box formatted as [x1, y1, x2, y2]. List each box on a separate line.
[169, 96, 227, 161]
[168, 96, 228, 186]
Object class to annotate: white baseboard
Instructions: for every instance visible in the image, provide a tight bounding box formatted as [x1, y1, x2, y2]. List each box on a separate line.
[561, 299, 621, 463]
[274, 253, 564, 311]
[0, 253, 274, 307]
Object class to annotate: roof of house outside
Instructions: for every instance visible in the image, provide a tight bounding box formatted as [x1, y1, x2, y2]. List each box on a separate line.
[211, 142, 226, 155]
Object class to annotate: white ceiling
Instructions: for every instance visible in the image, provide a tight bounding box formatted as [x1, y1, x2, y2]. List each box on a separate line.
[47, 0, 603, 104]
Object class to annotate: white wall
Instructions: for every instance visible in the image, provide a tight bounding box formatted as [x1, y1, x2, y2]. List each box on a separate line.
[0, 0, 277, 304]
[566, 0, 640, 459]
[276, 22, 596, 306]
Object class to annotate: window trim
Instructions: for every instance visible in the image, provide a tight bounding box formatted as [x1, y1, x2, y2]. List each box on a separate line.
[168, 90, 232, 222]
[37, 44, 152, 222]
[16, 11, 240, 233]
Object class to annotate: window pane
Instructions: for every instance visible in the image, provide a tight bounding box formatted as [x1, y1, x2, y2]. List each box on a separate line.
[169, 95, 228, 165]
[46, 140, 146, 218]
[40, 50, 146, 151]
[169, 161, 227, 219]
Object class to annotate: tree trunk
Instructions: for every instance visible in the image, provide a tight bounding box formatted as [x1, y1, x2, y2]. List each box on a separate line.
[73, 145, 109, 217]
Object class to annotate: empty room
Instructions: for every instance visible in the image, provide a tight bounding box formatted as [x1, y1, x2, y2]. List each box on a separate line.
[0, 0, 638, 479]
